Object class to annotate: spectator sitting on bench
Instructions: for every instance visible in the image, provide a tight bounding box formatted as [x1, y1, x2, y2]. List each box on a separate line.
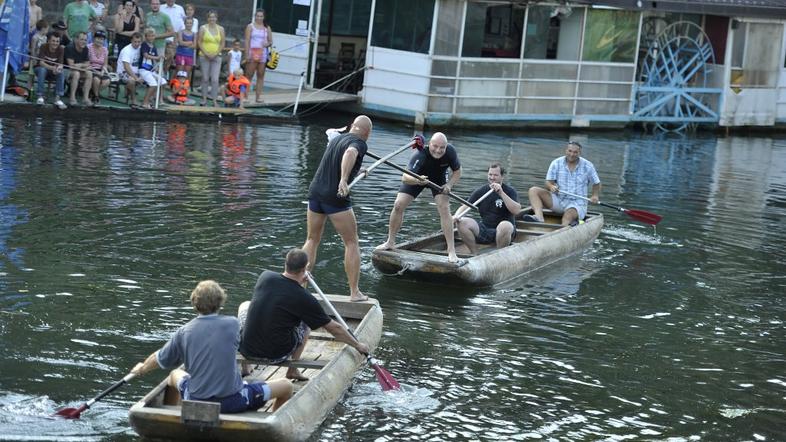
[35, 31, 67, 109]
[167, 69, 191, 104]
[116, 32, 143, 107]
[222, 67, 249, 109]
[65, 31, 94, 105]
[138, 27, 167, 108]
[87, 29, 111, 104]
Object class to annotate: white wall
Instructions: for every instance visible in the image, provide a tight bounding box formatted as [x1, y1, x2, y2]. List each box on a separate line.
[264, 33, 310, 89]
[361, 46, 431, 113]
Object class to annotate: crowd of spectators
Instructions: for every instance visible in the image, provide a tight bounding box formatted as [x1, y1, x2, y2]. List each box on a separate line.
[25, 0, 274, 110]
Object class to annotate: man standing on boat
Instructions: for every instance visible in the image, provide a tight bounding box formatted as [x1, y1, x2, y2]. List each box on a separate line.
[376, 132, 462, 262]
[130, 280, 293, 413]
[238, 249, 370, 381]
[525, 141, 601, 226]
[454, 163, 521, 255]
[303, 115, 372, 302]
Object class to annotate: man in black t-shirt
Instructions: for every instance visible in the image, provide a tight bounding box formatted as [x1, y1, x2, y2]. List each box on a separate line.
[454, 163, 521, 255]
[64, 31, 93, 105]
[303, 115, 372, 302]
[238, 249, 370, 381]
[376, 132, 462, 262]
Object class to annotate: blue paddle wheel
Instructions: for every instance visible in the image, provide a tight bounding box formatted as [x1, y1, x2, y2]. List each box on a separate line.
[633, 21, 723, 132]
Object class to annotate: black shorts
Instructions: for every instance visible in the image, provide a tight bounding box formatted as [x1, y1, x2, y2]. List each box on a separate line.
[399, 182, 445, 198]
[476, 222, 516, 244]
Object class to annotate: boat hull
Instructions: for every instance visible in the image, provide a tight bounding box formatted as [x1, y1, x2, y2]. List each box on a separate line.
[128, 296, 383, 442]
[372, 211, 604, 286]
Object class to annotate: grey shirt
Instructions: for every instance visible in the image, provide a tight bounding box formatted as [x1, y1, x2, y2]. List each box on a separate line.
[156, 314, 243, 399]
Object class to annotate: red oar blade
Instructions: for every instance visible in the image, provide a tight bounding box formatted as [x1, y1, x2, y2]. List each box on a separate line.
[371, 362, 401, 391]
[624, 208, 662, 225]
[54, 404, 87, 419]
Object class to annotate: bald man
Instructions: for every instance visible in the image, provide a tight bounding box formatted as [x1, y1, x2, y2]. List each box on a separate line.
[376, 132, 462, 262]
[303, 115, 372, 302]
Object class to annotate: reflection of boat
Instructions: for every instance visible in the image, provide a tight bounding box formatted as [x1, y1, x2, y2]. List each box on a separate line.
[128, 295, 382, 442]
[372, 210, 604, 286]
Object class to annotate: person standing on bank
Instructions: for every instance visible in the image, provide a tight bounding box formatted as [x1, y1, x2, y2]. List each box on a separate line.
[455, 163, 520, 255]
[376, 132, 462, 262]
[238, 249, 370, 381]
[525, 141, 601, 226]
[131, 280, 293, 413]
[244, 9, 272, 103]
[302, 115, 372, 302]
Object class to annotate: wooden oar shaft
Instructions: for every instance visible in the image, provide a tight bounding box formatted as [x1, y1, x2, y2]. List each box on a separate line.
[558, 190, 621, 212]
[454, 187, 494, 221]
[347, 140, 416, 191]
[365, 151, 478, 210]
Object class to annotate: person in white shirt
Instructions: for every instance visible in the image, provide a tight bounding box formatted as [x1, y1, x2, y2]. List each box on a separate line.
[117, 32, 143, 107]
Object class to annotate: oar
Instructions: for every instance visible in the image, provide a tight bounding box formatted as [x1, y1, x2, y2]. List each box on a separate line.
[558, 190, 663, 225]
[452, 186, 494, 222]
[365, 151, 478, 210]
[347, 140, 416, 191]
[306, 273, 401, 391]
[54, 372, 137, 419]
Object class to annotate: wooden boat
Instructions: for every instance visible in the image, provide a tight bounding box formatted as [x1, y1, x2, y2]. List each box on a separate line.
[372, 209, 604, 286]
[128, 295, 383, 442]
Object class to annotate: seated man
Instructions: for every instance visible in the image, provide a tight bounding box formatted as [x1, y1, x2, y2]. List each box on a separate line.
[454, 163, 521, 255]
[525, 141, 601, 226]
[64, 31, 94, 105]
[116, 32, 143, 107]
[131, 280, 292, 413]
[238, 248, 370, 381]
[35, 31, 67, 109]
[223, 67, 250, 109]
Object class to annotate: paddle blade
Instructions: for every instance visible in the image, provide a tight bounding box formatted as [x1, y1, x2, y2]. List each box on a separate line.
[54, 404, 87, 419]
[624, 209, 662, 225]
[371, 362, 401, 391]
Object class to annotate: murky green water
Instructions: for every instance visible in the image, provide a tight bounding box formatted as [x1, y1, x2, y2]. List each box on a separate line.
[0, 116, 784, 441]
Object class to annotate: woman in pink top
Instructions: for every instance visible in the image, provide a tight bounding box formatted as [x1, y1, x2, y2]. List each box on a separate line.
[88, 29, 111, 104]
[244, 9, 272, 103]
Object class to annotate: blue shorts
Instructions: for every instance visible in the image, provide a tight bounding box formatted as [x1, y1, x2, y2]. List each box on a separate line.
[475, 222, 517, 244]
[308, 198, 351, 215]
[178, 376, 271, 413]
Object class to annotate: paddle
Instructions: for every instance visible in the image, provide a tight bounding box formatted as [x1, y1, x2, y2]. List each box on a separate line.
[453, 186, 494, 222]
[364, 151, 478, 210]
[54, 372, 137, 419]
[305, 273, 401, 391]
[558, 190, 663, 225]
[347, 140, 417, 191]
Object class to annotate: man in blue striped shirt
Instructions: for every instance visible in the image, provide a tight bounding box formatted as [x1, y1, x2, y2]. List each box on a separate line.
[525, 141, 601, 226]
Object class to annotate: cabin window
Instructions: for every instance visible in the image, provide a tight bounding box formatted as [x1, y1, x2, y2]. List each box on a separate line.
[371, 0, 435, 54]
[433, 0, 463, 56]
[461, 2, 525, 58]
[259, 0, 311, 35]
[731, 22, 783, 88]
[318, 0, 372, 37]
[523, 5, 582, 60]
[582, 9, 639, 63]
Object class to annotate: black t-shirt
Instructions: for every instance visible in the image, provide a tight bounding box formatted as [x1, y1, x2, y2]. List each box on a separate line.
[469, 183, 519, 227]
[64, 43, 88, 65]
[308, 133, 368, 206]
[407, 144, 460, 185]
[239, 271, 331, 359]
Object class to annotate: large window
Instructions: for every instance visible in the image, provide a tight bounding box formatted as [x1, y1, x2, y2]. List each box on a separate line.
[731, 22, 783, 88]
[319, 0, 372, 37]
[523, 5, 582, 60]
[461, 2, 525, 58]
[433, 0, 463, 56]
[582, 9, 639, 63]
[261, 0, 311, 35]
[371, 0, 434, 54]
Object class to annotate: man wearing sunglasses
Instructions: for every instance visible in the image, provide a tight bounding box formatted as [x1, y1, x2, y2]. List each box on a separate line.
[524, 141, 601, 226]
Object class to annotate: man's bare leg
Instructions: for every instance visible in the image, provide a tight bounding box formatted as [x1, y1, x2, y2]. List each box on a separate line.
[265, 378, 293, 411]
[302, 209, 327, 273]
[456, 217, 480, 255]
[286, 330, 310, 381]
[527, 186, 553, 222]
[376, 192, 413, 250]
[328, 208, 367, 301]
[495, 221, 515, 248]
[435, 194, 458, 262]
[561, 208, 579, 226]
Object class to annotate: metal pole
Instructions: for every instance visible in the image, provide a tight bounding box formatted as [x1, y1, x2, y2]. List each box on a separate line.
[154, 59, 162, 109]
[1, 48, 10, 102]
[308, 0, 323, 88]
[293, 70, 305, 116]
[252, 0, 257, 22]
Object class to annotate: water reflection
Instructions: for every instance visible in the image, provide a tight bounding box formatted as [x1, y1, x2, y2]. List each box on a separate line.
[0, 118, 784, 441]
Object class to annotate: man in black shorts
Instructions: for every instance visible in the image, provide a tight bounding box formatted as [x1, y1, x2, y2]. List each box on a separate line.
[454, 163, 521, 255]
[376, 132, 462, 262]
[238, 249, 370, 381]
[303, 115, 372, 302]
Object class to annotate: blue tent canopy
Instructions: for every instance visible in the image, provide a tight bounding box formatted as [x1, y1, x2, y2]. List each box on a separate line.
[0, 0, 30, 74]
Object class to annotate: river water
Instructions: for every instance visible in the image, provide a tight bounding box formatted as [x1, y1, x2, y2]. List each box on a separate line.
[0, 116, 784, 441]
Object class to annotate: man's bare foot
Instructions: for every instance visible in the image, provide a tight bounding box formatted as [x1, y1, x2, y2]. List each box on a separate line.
[286, 367, 309, 382]
[350, 292, 369, 302]
[375, 241, 395, 251]
[448, 252, 459, 263]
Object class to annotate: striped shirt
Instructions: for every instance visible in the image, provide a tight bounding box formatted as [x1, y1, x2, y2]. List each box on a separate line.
[546, 156, 601, 208]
